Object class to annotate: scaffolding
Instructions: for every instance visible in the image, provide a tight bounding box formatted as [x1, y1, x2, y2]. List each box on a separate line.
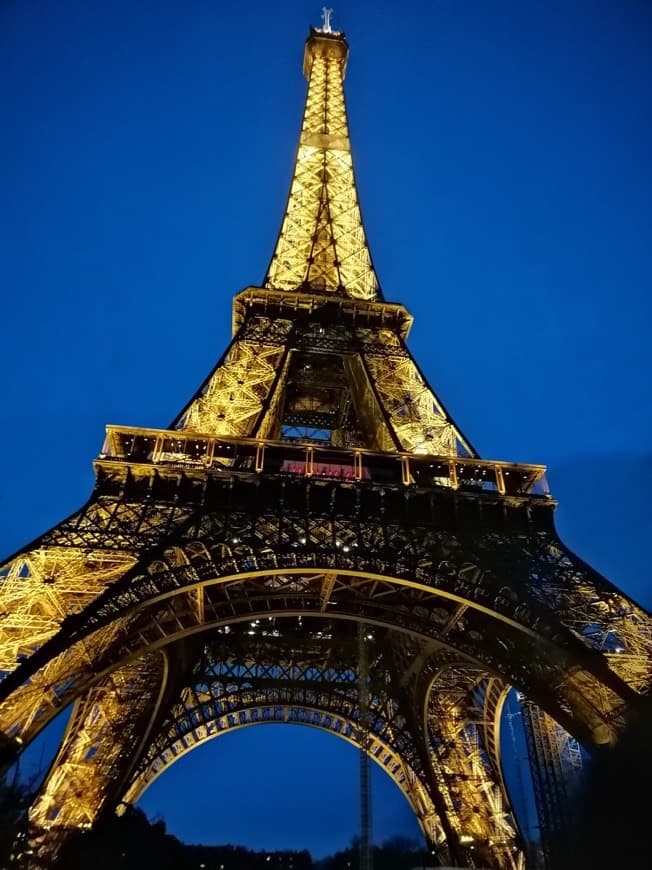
[521, 700, 585, 868]
[358, 622, 373, 870]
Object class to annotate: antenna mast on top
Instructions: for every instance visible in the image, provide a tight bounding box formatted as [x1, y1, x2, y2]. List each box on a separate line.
[320, 6, 334, 33]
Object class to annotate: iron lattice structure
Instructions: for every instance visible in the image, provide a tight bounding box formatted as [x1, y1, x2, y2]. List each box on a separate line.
[1, 23, 651, 870]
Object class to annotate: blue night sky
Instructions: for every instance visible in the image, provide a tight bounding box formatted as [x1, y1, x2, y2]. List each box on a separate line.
[1, 0, 651, 860]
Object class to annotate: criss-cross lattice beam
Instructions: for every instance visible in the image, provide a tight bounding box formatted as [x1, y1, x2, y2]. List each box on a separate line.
[361, 347, 475, 456]
[173, 317, 293, 435]
[0, 549, 135, 675]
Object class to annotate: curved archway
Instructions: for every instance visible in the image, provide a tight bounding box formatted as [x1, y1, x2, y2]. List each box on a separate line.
[0, 553, 629, 758]
[133, 723, 428, 860]
[27, 618, 530, 870]
[6, 521, 650, 870]
[123, 707, 439, 842]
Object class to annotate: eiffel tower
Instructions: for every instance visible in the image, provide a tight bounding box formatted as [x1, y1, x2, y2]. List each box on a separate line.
[2, 16, 651, 870]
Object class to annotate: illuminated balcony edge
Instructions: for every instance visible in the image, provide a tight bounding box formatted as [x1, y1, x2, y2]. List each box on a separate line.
[232, 286, 414, 339]
[96, 425, 551, 499]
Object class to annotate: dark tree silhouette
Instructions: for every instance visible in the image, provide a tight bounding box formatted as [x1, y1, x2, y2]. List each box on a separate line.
[0, 769, 38, 867]
[313, 835, 426, 869]
[554, 694, 652, 870]
[52, 807, 432, 870]
[54, 805, 313, 869]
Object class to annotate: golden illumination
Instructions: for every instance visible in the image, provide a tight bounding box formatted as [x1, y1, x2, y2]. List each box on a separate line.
[0, 22, 650, 870]
[265, 32, 378, 300]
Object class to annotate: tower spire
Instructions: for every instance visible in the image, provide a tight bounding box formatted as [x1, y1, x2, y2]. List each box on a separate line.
[264, 25, 381, 301]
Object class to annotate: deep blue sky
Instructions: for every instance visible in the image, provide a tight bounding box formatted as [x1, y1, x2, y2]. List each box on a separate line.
[1, 0, 651, 859]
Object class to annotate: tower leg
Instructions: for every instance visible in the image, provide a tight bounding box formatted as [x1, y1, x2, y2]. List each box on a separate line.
[425, 667, 523, 870]
[21, 653, 167, 868]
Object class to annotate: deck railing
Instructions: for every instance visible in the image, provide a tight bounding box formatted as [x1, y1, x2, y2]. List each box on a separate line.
[98, 426, 550, 497]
